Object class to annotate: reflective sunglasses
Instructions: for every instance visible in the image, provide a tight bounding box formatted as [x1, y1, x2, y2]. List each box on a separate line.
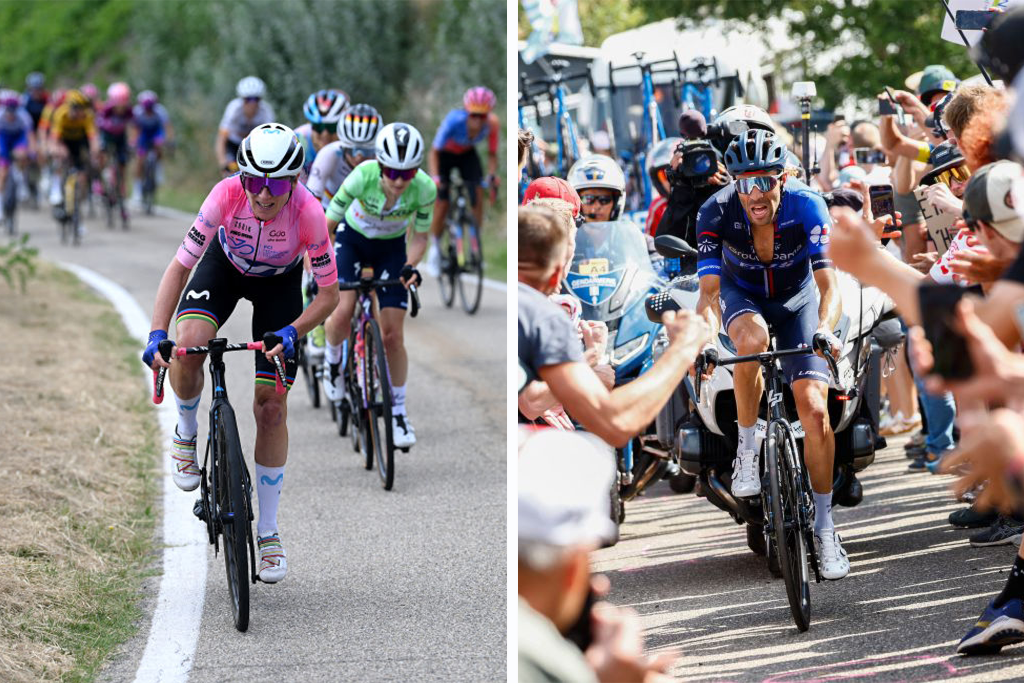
[735, 173, 784, 195]
[381, 166, 417, 181]
[312, 121, 337, 134]
[241, 174, 293, 196]
[934, 164, 971, 188]
[580, 194, 614, 205]
[345, 146, 375, 159]
[243, 96, 261, 103]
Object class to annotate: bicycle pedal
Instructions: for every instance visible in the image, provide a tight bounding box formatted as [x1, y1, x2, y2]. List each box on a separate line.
[192, 498, 207, 522]
[400, 447, 410, 453]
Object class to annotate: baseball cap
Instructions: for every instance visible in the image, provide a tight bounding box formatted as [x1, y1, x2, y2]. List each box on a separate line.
[914, 65, 959, 99]
[522, 176, 582, 218]
[963, 160, 1024, 242]
[518, 429, 616, 548]
[823, 187, 864, 212]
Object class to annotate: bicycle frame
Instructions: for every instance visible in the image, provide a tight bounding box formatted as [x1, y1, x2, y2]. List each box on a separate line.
[520, 62, 592, 178]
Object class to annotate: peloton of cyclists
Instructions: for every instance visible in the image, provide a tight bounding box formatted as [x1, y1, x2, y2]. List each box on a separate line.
[425, 86, 500, 276]
[322, 122, 434, 449]
[216, 76, 275, 176]
[143, 122, 340, 583]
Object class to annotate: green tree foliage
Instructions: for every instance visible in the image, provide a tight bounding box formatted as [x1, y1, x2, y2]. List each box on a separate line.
[631, 0, 980, 108]
[518, 0, 647, 47]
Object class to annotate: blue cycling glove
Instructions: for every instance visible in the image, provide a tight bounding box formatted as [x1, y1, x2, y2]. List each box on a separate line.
[272, 325, 298, 359]
[143, 330, 171, 368]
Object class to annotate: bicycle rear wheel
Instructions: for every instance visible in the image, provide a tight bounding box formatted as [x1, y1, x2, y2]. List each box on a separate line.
[363, 318, 395, 490]
[457, 220, 483, 315]
[214, 404, 250, 632]
[438, 224, 457, 308]
[766, 419, 811, 632]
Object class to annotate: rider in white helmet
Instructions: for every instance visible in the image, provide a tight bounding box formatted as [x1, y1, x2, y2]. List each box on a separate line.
[143, 121, 339, 584]
[215, 76, 276, 175]
[567, 154, 626, 223]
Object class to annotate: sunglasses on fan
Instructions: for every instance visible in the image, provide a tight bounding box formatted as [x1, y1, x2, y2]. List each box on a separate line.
[241, 174, 293, 196]
[734, 173, 784, 195]
[934, 164, 971, 188]
[381, 166, 417, 181]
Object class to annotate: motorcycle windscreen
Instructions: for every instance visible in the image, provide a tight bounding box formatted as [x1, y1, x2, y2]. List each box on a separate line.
[564, 220, 661, 324]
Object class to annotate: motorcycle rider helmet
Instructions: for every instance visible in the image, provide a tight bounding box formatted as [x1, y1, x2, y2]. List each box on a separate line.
[375, 122, 424, 170]
[338, 103, 382, 146]
[724, 129, 788, 176]
[567, 154, 626, 221]
[303, 89, 348, 125]
[236, 122, 304, 178]
[645, 137, 683, 199]
[236, 76, 266, 99]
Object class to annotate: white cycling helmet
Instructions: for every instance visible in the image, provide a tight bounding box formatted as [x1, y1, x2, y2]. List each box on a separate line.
[236, 76, 266, 99]
[339, 103, 382, 146]
[236, 122, 305, 178]
[567, 154, 626, 220]
[375, 122, 424, 170]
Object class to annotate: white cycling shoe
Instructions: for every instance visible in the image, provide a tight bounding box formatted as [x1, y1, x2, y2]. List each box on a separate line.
[257, 531, 287, 583]
[731, 449, 761, 498]
[392, 414, 416, 449]
[814, 528, 850, 580]
[323, 360, 345, 403]
[171, 429, 201, 492]
[424, 245, 441, 279]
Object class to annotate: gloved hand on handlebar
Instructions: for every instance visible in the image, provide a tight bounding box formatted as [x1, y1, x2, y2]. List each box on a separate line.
[400, 264, 422, 289]
[143, 330, 172, 369]
[269, 325, 298, 360]
[813, 329, 842, 361]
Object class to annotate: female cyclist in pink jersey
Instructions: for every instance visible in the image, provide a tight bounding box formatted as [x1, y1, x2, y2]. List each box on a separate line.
[143, 122, 339, 583]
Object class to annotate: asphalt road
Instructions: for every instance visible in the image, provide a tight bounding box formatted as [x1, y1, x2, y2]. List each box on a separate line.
[593, 436, 1024, 682]
[13, 199, 506, 681]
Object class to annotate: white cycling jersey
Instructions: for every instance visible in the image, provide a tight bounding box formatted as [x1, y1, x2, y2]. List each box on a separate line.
[305, 140, 355, 210]
[218, 97, 276, 144]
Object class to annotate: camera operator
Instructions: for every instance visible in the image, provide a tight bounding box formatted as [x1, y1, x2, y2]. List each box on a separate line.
[654, 110, 732, 249]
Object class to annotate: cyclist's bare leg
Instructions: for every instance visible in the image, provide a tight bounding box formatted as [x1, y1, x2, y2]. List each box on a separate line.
[323, 290, 357, 349]
[169, 318, 214, 403]
[792, 378, 834, 494]
[0, 164, 8, 197]
[378, 307, 408, 386]
[728, 313, 770, 429]
[430, 198, 449, 239]
[472, 184, 484, 228]
[253, 383, 288, 467]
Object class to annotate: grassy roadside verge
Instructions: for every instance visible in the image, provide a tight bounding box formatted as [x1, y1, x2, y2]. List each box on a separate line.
[0, 263, 158, 682]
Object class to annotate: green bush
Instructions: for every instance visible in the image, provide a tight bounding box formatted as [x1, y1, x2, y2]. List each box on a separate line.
[0, 234, 39, 293]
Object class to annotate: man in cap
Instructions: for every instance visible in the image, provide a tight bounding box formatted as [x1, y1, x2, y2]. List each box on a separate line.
[961, 160, 1024, 270]
[922, 141, 971, 218]
[518, 429, 675, 682]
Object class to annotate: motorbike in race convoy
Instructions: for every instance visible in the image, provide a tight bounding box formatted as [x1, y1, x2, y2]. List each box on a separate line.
[644, 235, 901, 560]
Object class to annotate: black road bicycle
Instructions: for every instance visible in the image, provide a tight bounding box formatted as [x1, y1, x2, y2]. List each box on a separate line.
[334, 270, 419, 490]
[694, 332, 840, 632]
[438, 171, 483, 315]
[153, 332, 287, 632]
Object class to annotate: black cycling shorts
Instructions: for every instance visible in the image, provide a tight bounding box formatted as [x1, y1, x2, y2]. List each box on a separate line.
[437, 149, 482, 204]
[62, 137, 89, 172]
[174, 239, 301, 390]
[101, 131, 129, 166]
[334, 221, 409, 311]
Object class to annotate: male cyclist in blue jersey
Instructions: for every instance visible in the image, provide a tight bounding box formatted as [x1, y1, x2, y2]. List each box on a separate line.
[695, 129, 849, 580]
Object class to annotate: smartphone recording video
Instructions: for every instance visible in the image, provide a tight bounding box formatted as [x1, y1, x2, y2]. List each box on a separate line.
[854, 148, 887, 165]
[918, 283, 975, 380]
[869, 184, 895, 219]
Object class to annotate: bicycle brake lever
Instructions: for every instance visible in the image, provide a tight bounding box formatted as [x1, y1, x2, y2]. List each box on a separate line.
[262, 332, 287, 395]
[153, 339, 173, 404]
[409, 284, 420, 318]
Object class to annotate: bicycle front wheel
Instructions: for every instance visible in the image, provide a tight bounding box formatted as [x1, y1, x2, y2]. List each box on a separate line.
[363, 318, 395, 490]
[766, 419, 811, 632]
[457, 221, 484, 314]
[214, 404, 251, 632]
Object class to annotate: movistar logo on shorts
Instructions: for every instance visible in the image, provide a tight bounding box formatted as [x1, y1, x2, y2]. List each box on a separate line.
[186, 290, 210, 300]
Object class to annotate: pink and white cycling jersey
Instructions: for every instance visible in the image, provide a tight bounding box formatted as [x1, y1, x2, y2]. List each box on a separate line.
[176, 176, 337, 286]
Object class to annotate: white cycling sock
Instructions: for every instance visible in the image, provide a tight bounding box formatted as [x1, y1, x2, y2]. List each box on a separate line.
[255, 464, 285, 537]
[175, 393, 201, 438]
[430, 234, 440, 249]
[392, 384, 407, 416]
[813, 491, 834, 532]
[326, 341, 343, 365]
[737, 423, 756, 453]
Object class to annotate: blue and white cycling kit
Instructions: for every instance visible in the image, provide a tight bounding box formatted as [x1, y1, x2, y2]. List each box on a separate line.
[696, 179, 834, 384]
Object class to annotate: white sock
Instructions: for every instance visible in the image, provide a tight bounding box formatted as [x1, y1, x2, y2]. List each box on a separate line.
[255, 464, 285, 536]
[326, 341, 343, 365]
[813, 491, 834, 532]
[392, 384, 406, 416]
[737, 423, 756, 453]
[175, 394, 201, 438]
[430, 235, 440, 249]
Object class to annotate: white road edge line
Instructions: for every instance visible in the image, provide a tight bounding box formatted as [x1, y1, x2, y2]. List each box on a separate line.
[58, 262, 205, 683]
[147, 203, 508, 293]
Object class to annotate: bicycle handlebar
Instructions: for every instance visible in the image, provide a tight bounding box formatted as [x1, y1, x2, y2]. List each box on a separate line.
[337, 278, 420, 318]
[151, 337, 288, 403]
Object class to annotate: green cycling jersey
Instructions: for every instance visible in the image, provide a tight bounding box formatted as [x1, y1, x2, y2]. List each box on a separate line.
[325, 160, 436, 240]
